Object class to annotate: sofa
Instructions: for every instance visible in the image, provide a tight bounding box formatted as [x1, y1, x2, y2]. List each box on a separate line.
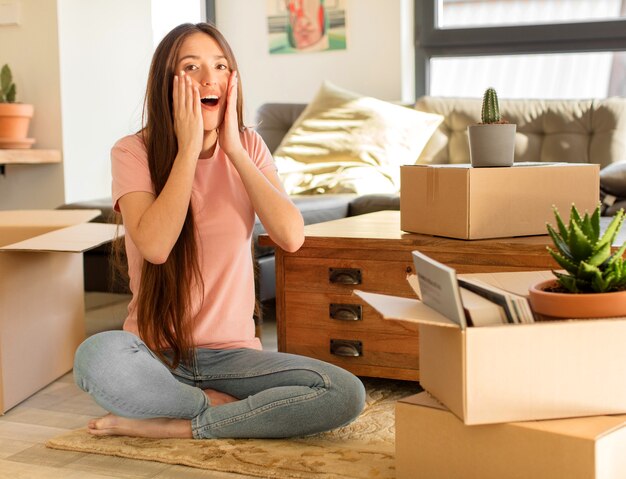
[60, 93, 626, 325]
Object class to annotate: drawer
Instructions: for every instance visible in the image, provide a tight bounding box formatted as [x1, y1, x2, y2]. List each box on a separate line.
[285, 292, 420, 335]
[284, 257, 415, 296]
[284, 326, 419, 373]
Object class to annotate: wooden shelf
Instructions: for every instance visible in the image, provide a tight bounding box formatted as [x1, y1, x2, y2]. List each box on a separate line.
[0, 149, 61, 165]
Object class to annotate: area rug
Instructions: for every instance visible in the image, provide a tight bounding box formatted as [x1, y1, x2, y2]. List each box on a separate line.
[46, 378, 420, 479]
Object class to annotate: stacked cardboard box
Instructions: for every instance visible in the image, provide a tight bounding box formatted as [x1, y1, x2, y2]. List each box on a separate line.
[357, 270, 626, 478]
[0, 210, 118, 413]
[396, 392, 626, 479]
[400, 163, 599, 240]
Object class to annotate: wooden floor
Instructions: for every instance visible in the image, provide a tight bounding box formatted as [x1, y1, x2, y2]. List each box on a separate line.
[0, 293, 278, 479]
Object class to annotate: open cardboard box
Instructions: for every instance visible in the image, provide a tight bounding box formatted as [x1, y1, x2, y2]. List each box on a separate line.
[0, 210, 119, 413]
[356, 270, 626, 425]
[396, 392, 626, 479]
[400, 163, 599, 239]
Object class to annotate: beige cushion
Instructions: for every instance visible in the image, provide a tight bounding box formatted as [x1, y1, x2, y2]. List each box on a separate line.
[414, 96, 626, 168]
[273, 82, 443, 195]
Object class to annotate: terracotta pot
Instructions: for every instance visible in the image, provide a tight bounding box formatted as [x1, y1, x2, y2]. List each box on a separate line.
[528, 279, 626, 319]
[467, 123, 516, 167]
[0, 102, 34, 140]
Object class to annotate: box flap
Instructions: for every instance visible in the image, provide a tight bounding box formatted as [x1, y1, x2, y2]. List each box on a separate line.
[0, 210, 103, 247]
[0, 209, 101, 227]
[399, 391, 448, 410]
[354, 290, 459, 328]
[0, 223, 120, 253]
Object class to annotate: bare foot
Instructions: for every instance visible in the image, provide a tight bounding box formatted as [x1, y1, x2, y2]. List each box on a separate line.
[203, 388, 239, 406]
[87, 413, 192, 438]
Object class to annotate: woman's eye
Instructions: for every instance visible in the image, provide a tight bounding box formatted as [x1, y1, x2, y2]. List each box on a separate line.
[216, 63, 228, 71]
[184, 64, 198, 72]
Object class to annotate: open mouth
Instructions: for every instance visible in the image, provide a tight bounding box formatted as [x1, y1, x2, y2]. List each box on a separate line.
[200, 95, 219, 107]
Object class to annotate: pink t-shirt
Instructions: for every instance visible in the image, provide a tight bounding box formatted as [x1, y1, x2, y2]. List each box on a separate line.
[111, 129, 275, 351]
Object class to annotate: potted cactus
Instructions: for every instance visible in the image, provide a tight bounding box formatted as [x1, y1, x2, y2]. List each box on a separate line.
[0, 64, 34, 148]
[528, 203, 626, 319]
[467, 87, 516, 167]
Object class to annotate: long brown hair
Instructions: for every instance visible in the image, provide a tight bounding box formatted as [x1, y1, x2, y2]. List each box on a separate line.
[136, 23, 244, 367]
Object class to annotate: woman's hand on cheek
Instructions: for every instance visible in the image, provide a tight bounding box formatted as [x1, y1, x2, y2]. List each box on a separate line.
[219, 70, 244, 158]
[173, 71, 203, 158]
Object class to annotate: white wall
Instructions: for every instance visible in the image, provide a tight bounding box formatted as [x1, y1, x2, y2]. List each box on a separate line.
[58, 0, 153, 204]
[0, 0, 65, 209]
[216, 0, 414, 123]
[0, 0, 410, 208]
[151, 0, 204, 45]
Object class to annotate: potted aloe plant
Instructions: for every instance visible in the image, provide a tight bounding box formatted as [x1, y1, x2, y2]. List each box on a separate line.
[0, 64, 34, 148]
[467, 87, 516, 167]
[528, 203, 626, 319]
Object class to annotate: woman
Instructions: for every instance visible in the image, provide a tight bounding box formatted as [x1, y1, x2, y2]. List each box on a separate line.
[73, 22, 365, 440]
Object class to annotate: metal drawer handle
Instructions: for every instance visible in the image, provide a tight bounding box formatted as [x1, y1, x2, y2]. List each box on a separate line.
[329, 268, 362, 285]
[330, 339, 362, 357]
[329, 303, 362, 321]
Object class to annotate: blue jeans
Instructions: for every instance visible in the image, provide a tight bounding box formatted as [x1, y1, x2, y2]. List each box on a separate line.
[73, 330, 366, 439]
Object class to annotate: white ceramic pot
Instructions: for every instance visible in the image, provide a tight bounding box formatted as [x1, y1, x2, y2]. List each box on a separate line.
[467, 123, 516, 168]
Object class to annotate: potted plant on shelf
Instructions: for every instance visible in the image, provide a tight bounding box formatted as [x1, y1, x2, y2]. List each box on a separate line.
[467, 87, 516, 167]
[528, 203, 626, 319]
[0, 64, 34, 149]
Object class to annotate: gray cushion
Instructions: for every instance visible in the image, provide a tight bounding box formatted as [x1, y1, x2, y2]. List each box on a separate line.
[600, 162, 626, 197]
[255, 103, 307, 153]
[348, 194, 400, 216]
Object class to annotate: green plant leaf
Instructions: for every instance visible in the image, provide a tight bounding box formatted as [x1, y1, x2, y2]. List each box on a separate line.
[568, 221, 593, 260]
[607, 242, 626, 267]
[553, 271, 579, 293]
[569, 204, 583, 226]
[587, 242, 611, 266]
[596, 209, 624, 251]
[580, 212, 595, 239]
[547, 247, 578, 274]
[553, 207, 569, 242]
[591, 273, 610, 293]
[590, 203, 601, 241]
[6, 83, 15, 102]
[0, 64, 11, 95]
[578, 261, 601, 281]
[546, 224, 573, 260]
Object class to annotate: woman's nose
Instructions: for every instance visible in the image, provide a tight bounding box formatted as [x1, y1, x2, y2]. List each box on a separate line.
[199, 72, 217, 87]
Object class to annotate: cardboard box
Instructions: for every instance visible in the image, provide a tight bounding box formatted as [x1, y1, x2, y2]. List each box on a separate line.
[0, 210, 118, 413]
[400, 163, 599, 239]
[356, 270, 626, 425]
[396, 392, 626, 479]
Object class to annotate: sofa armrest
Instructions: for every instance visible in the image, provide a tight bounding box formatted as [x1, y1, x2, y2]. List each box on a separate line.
[255, 103, 307, 153]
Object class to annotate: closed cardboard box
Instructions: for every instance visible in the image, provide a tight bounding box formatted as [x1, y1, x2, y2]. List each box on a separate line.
[396, 392, 626, 479]
[0, 210, 118, 413]
[400, 163, 599, 239]
[357, 270, 626, 425]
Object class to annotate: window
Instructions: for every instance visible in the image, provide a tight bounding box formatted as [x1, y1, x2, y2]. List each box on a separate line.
[438, 0, 625, 29]
[416, 0, 626, 99]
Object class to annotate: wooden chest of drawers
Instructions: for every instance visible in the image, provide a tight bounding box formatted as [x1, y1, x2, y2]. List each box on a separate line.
[282, 255, 420, 380]
[260, 210, 568, 380]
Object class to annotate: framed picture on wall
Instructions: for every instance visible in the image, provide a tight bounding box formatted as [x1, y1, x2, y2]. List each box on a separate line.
[267, 0, 347, 54]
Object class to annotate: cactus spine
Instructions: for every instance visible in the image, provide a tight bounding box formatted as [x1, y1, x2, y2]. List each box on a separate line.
[481, 87, 500, 124]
